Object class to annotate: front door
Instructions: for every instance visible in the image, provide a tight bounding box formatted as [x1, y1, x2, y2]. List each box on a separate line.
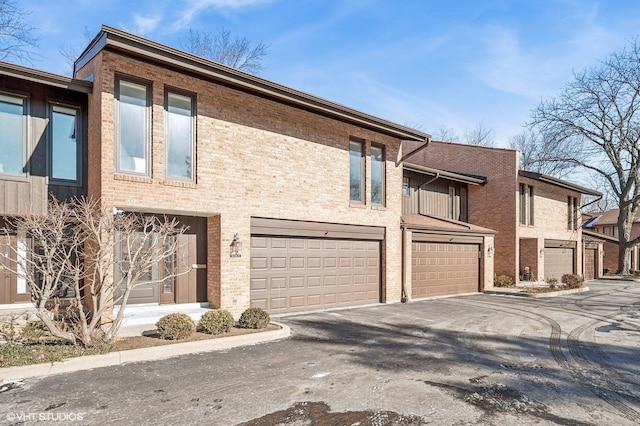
[0, 232, 32, 305]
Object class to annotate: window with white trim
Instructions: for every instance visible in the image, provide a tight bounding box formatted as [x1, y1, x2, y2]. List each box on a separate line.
[165, 91, 194, 181]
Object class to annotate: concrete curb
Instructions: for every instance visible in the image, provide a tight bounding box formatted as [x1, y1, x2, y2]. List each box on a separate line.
[484, 286, 590, 298]
[0, 322, 290, 381]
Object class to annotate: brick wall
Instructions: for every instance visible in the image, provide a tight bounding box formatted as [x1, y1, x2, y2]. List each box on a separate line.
[405, 141, 519, 278]
[77, 50, 407, 314]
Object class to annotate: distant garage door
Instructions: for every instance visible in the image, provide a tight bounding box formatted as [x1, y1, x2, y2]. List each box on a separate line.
[411, 241, 480, 298]
[584, 247, 597, 281]
[544, 247, 575, 281]
[250, 218, 383, 314]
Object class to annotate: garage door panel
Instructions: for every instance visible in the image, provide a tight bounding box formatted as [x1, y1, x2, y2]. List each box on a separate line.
[251, 235, 380, 313]
[584, 248, 596, 281]
[544, 247, 574, 280]
[412, 241, 479, 299]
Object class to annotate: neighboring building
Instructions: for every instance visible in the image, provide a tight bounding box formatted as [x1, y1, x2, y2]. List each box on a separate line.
[583, 209, 640, 272]
[403, 141, 601, 284]
[0, 62, 91, 307]
[400, 162, 495, 299]
[65, 25, 430, 315]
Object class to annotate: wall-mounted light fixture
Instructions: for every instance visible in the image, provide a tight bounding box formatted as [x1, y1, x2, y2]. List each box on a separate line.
[487, 245, 494, 256]
[539, 248, 544, 256]
[230, 233, 242, 258]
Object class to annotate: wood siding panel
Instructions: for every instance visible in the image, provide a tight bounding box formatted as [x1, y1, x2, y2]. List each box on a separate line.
[402, 170, 467, 221]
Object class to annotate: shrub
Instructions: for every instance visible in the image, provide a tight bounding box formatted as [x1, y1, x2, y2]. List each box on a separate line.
[494, 274, 514, 288]
[20, 320, 52, 342]
[561, 273, 584, 289]
[238, 307, 270, 329]
[198, 309, 234, 335]
[546, 277, 559, 289]
[156, 313, 196, 340]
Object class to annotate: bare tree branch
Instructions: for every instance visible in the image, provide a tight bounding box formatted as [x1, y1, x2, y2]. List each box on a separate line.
[463, 121, 495, 147]
[528, 38, 640, 273]
[0, 0, 39, 64]
[181, 27, 269, 74]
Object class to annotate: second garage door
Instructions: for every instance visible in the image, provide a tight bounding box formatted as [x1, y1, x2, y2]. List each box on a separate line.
[251, 236, 380, 314]
[584, 247, 597, 281]
[411, 241, 480, 298]
[544, 247, 575, 281]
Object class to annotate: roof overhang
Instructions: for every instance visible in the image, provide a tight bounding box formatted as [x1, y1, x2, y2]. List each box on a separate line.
[404, 163, 487, 185]
[0, 60, 92, 93]
[75, 26, 430, 142]
[519, 170, 601, 196]
[582, 229, 618, 243]
[401, 214, 496, 235]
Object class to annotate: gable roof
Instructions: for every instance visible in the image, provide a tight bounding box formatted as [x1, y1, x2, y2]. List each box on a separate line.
[518, 170, 601, 196]
[74, 25, 429, 143]
[0, 61, 92, 93]
[585, 208, 640, 226]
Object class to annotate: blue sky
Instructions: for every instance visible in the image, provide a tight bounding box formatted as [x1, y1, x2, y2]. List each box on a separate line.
[18, 0, 640, 146]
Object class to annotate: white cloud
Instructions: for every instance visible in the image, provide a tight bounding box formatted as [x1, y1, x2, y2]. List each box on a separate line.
[132, 13, 163, 35]
[171, 0, 274, 31]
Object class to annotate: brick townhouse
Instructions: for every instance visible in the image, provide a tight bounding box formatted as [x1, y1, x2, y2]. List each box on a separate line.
[403, 141, 601, 284]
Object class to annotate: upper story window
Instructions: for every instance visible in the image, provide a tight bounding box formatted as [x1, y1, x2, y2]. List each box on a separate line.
[519, 183, 534, 225]
[0, 93, 26, 176]
[448, 186, 458, 219]
[50, 105, 80, 182]
[402, 177, 410, 197]
[567, 196, 578, 230]
[165, 91, 195, 181]
[349, 139, 364, 203]
[370, 144, 385, 206]
[116, 79, 150, 175]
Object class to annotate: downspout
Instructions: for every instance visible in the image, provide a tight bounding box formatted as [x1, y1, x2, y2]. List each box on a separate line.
[401, 226, 408, 303]
[397, 137, 431, 166]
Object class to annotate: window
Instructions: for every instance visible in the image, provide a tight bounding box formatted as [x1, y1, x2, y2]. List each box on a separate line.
[448, 186, 457, 219]
[166, 91, 195, 180]
[567, 196, 578, 230]
[349, 139, 364, 202]
[613, 226, 619, 237]
[0, 93, 26, 175]
[371, 144, 384, 206]
[116, 79, 149, 175]
[402, 177, 410, 197]
[51, 105, 80, 182]
[519, 183, 534, 225]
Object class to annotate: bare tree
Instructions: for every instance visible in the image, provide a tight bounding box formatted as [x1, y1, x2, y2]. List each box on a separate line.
[182, 27, 269, 74]
[463, 121, 495, 147]
[435, 126, 459, 142]
[0, 198, 188, 346]
[59, 26, 93, 75]
[0, 0, 38, 63]
[508, 130, 576, 178]
[529, 38, 640, 273]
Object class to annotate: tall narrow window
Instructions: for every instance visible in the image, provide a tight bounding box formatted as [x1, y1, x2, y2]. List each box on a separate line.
[402, 177, 410, 197]
[448, 186, 457, 219]
[51, 105, 79, 182]
[567, 196, 578, 230]
[371, 144, 384, 206]
[519, 183, 534, 225]
[349, 139, 364, 202]
[166, 91, 194, 180]
[0, 93, 26, 175]
[117, 79, 149, 174]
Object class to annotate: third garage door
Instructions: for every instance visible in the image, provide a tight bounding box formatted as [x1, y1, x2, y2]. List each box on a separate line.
[412, 241, 480, 298]
[250, 236, 380, 314]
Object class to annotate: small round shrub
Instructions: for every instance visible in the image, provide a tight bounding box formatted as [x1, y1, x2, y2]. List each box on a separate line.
[156, 313, 196, 340]
[238, 307, 270, 329]
[561, 273, 584, 289]
[494, 274, 514, 288]
[546, 277, 559, 289]
[198, 309, 234, 335]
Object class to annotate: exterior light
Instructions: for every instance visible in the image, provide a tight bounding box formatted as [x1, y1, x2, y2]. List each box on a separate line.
[230, 233, 242, 258]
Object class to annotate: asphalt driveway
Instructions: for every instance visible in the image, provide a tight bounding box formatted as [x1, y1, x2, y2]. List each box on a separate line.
[2, 279, 640, 425]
